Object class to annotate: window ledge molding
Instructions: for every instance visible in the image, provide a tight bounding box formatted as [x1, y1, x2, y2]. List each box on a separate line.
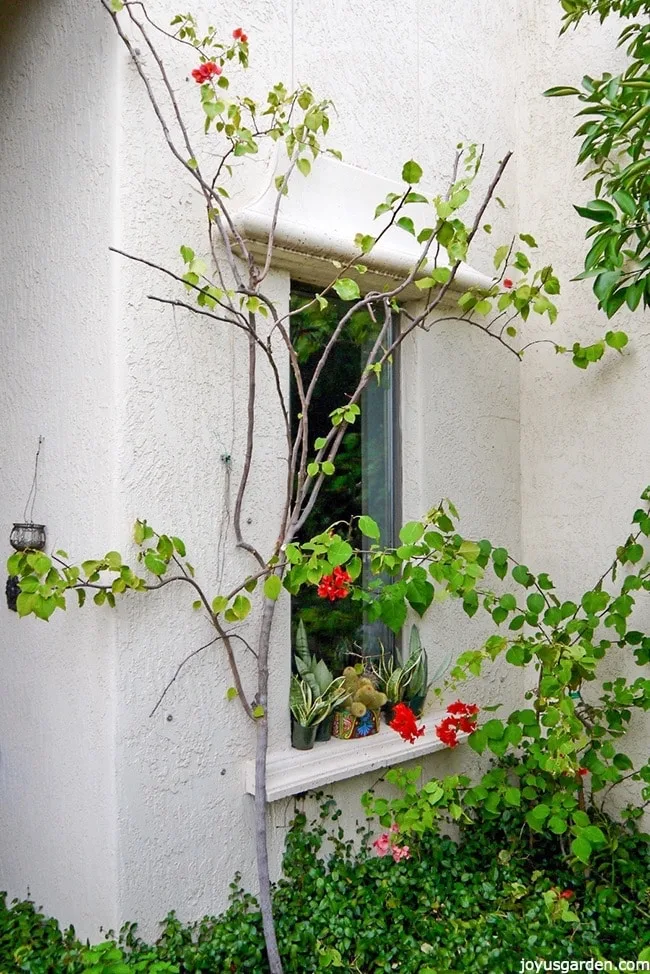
[244, 713, 465, 802]
[232, 154, 492, 300]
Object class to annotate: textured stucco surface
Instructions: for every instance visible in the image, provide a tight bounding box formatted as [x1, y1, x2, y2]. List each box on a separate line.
[0, 0, 119, 934]
[2, 0, 642, 942]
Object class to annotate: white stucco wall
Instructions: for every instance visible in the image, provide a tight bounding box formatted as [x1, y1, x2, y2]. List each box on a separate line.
[0, 0, 119, 933]
[516, 1, 650, 822]
[8, 0, 635, 942]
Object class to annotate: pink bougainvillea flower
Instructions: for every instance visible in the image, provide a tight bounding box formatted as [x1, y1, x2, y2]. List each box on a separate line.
[317, 566, 352, 601]
[503, 278, 513, 289]
[389, 702, 425, 744]
[391, 844, 410, 862]
[372, 832, 391, 857]
[191, 61, 222, 84]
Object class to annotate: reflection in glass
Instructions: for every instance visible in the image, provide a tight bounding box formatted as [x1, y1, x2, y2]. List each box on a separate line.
[290, 284, 398, 673]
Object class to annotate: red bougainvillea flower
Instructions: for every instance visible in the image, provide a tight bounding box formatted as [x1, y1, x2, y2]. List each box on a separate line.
[317, 565, 352, 601]
[559, 889, 574, 900]
[232, 27, 248, 42]
[436, 701, 479, 746]
[503, 278, 513, 289]
[435, 716, 459, 747]
[577, 767, 589, 777]
[389, 702, 426, 744]
[191, 61, 222, 84]
[446, 700, 479, 717]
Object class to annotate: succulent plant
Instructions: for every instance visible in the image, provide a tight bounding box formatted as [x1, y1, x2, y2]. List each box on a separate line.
[339, 666, 387, 717]
[290, 673, 347, 727]
[293, 619, 335, 696]
[371, 625, 440, 709]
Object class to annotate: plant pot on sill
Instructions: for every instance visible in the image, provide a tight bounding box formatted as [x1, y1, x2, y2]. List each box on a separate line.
[332, 708, 380, 741]
[315, 715, 333, 743]
[291, 722, 317, 751]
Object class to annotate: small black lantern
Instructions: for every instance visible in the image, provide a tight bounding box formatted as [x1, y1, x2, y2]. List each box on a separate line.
[10, 522, 47, 552]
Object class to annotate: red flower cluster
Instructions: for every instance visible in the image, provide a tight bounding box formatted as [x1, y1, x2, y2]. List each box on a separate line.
[389, 702, 425, 744]
[577, 766, 589, 777]
[317, 566, 352, 601]
[559, 889, 574, 900]
[435, 701, 479, 747]
[232, 27, 248, 42]
[503, 278, 514, 289]
[191, 61, 222, 84]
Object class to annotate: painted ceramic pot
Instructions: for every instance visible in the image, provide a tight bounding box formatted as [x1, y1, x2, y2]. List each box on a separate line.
[291, 722, 317, 750]
[332, 708, 380, 740]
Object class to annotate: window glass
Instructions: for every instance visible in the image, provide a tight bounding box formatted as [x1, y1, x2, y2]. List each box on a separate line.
[290, 284, 399, 672]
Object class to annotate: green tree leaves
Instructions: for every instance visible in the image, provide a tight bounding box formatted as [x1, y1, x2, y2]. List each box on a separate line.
[401, 159, 423, 184]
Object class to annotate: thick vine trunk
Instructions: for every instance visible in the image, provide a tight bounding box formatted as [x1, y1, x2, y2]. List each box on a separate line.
[255, 595, 284, 974]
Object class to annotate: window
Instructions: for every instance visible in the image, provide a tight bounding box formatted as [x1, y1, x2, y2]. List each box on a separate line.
[289, 283, 400, 672]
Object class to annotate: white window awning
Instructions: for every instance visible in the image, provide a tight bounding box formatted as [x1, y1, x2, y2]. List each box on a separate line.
[232, 153, 493, 300]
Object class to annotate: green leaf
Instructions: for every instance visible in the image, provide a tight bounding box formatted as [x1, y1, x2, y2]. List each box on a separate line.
[399, 521, 424, 545]
[232, 594, 251, 620]
[396, 216, 415, 235]
[358, 515, 380, 540]
[504, 787, 521, 807]
[144, 552, 166, 576]
[379, 596, 407, 634]
[252, 705, 265, 718]
[467, 727, 487, 754]
[401, 159, 423, 184]
[171, 536, 187, 557]
[333, 278, 361, 302]
[328, 541, 353, 567]
[526, 593, 545, 614]
[543, 86, 581, 96]
[519, 233, 538, 248]
[494, 245, 509, 270]
[226, 687, 239, 701]
[548, 815, 568, 835]
[264, 575, 282, 601]
[212, 595, 228, 614]
[297, 157, 311, 177]
[110, 0, 124, 10]
[605, 330, 628, 351]
[571, 835, 592, 863]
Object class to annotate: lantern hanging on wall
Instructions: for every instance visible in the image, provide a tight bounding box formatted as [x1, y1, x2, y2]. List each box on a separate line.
[6, 438, 46, 612]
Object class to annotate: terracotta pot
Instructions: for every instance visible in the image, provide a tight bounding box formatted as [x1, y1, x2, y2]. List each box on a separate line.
[332, 708, 380, 740]
[291, 722, 317, 750]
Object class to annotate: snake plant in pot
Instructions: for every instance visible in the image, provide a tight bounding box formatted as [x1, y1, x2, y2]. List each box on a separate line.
[373, 625, 432, 722]
[293, 619, 339, 741]
[289, 674, 347, 750]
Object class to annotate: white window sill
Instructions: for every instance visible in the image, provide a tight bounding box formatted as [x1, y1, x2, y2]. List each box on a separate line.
[245, 711, 462, 802]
